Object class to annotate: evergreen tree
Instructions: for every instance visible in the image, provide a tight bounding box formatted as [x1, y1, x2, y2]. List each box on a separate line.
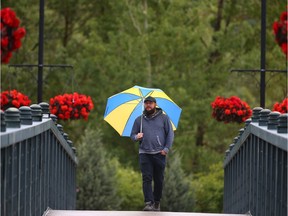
[161, 151, 194, 212]
[76, 127, 121, 210]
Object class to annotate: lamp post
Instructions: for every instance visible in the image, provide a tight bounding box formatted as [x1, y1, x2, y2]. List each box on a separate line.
[38, 0, 45, 103]
[260, 0, 266, 108]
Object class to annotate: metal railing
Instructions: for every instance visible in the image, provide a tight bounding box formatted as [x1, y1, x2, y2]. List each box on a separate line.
[1, 106, 78, 216]
[223, 109, 287, 216]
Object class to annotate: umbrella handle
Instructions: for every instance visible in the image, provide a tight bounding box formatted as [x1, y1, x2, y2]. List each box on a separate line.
[140, 114, 143, 133]
[140, 98, 144, 133]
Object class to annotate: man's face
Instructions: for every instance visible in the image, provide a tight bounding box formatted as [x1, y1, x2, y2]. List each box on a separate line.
[144, 101, 156, 112]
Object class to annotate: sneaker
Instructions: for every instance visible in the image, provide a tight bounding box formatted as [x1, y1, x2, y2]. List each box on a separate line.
[153, 201, 160, 211]
[143, 201, 154, 211]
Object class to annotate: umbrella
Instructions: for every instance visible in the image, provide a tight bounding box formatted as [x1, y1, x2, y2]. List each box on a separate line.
[104, 85, 182, 137]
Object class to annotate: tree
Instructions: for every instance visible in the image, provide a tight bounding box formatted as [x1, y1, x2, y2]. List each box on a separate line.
[114, 160, 143, 210]
[76, 127, 121, 210]
[192, 162, 224, 212]
[161, 151, 194, 212]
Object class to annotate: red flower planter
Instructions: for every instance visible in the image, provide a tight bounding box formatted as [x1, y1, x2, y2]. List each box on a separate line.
[0, 89, 31, 110]
[211, 96, 252, 123]
[50, 93, 94, 120]
[0, 8, 26, 64]
[272, 97, 288, 114]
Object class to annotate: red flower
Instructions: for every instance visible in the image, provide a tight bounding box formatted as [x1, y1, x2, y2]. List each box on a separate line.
[1, 37, 9, 47]
[1, 8, 26, 64]
[273, 97, 288, 113]
[12, 99, 20, 107]
[281, 43, 287, 55]
[0, 89, 31, 110]
[49, 92, 94, 120]
[280, 11, 288, 22]
[211, 96, 252, 123]
[1, 51, 13, 63]
[12, 40, 22, 50]
[13, 27, 26, 40]
[225, 109, 231, 115]
[237, 110, 243, 116]
[273, 10, 288, 58]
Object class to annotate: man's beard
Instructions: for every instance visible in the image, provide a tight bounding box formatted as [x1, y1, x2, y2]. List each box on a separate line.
[144, 107, 156, 115]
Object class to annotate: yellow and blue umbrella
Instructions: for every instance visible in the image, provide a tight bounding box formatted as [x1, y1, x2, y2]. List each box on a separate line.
[104, 85, 182, 137]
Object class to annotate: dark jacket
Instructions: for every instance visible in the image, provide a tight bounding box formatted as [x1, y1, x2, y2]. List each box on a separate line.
[130, 108, 174, 154]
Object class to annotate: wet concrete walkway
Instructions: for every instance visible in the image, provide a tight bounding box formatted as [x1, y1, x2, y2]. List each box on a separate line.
[43, 210, 248, 216]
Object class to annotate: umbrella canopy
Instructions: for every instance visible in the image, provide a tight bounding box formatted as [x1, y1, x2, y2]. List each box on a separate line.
[104, 85, 182, 137]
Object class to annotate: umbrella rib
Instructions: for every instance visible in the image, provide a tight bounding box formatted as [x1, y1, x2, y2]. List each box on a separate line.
[123, 101, 142, 135]
[137, 89, 155, 100]
[138, 88, 144, 98]
[113, 93, 142, 105]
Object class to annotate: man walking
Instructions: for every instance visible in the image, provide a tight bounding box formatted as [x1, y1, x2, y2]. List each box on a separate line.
[130, 96, 174, 211]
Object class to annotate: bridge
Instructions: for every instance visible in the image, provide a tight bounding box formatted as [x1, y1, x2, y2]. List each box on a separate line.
[1, 105, 287, 216]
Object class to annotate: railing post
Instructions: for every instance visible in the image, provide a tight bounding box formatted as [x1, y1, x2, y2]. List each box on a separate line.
[30, 104, 42, 122]
[278, 113, 288, 133]
[50, 114, 58, 125]
[5, 108, 21, 128]
[259, 109, 271, 126]
[19, 106, 33, 125]
[39, 102, 50, 118]
[1, 110, 6, 132]
[268, 111, 280, 130]
[251, 107, 263, 122]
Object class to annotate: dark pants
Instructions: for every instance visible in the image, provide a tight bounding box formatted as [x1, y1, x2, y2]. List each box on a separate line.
[139, 153, 166, 203]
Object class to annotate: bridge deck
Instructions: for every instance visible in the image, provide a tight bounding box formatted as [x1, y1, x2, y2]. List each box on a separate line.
[43, 210, 248, 216]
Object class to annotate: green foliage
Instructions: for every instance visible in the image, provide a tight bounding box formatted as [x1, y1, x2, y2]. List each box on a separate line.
[192, 162, 224, 213]
[161, 152, 194, 212]
[76, 127, 121, 210]
[114, 160, 143, 210]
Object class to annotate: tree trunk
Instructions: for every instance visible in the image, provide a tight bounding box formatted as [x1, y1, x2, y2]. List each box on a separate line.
[209, 0, 224, 63]
[142, 0, 152, 87]
[195, 124, 206, 146]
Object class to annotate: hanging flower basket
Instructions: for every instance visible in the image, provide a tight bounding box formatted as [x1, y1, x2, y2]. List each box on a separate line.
[272, 97, 288, 114]
[211, 96, 252, 123]
[0, 89, 31, 110]
[272, 10, 287, 58]
[49, 93, 94, 120]
[0, 8, 26, 64]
